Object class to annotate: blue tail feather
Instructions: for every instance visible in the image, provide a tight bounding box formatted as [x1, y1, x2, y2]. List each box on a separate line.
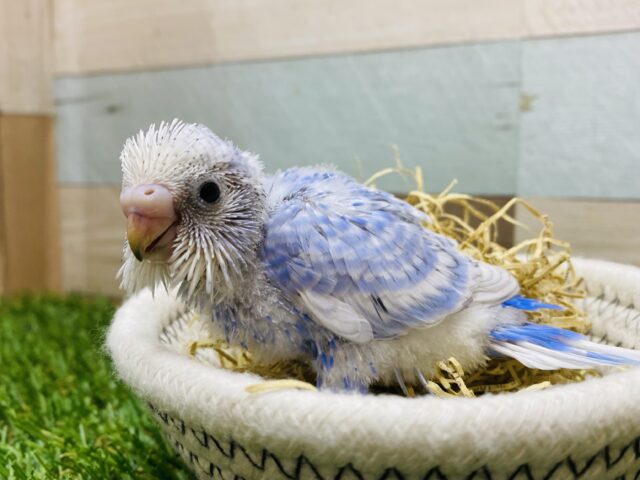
[502, 295, 564, 311]
[489, 322, 640, 369]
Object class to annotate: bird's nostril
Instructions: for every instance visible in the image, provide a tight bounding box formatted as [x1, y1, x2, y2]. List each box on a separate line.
[120, 184, 174, 219]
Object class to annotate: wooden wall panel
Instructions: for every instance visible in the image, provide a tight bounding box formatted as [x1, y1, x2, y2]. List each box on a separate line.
[0, 0, 53, 113]
[0, 0, 59, 293]
[525, 0, 640, 38]
[60, 186, 124, 296]
[514, 199, 640, 267]
[54, 0, 523, 75]
[53, 0, 640, 75]
[0, 116, 60, 292]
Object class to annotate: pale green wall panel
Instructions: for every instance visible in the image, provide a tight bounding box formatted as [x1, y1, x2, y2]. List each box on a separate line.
[55, 42, 521, 194]
[518, 32, 640, 198]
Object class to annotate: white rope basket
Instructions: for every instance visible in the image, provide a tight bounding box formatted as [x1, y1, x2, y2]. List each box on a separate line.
[107, 258, 640, 480]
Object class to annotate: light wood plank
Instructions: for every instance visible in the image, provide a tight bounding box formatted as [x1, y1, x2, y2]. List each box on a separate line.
[0, 0, 53, 113]
[514, 199, 640, 267]
[525, 0, 640, 38]
[59, 186, 88, 293]
[54, 0, 524, 74]
[54, 0, 640, 75]
[60, 186, 124, 296]
[0, 116, 60, 292]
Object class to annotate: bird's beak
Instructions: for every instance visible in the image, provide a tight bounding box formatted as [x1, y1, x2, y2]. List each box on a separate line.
[120, 184, 178, 262]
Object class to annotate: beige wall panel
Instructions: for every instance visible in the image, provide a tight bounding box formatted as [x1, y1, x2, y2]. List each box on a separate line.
[54, 0, 640, 75]
[515, 199, 640, 267]
[59, 187, 87, 292]
[60, 186, 124, 296]
[54, 0, 524, 74]
[525, 0, 640, 38]
[0, 0, 53, 113]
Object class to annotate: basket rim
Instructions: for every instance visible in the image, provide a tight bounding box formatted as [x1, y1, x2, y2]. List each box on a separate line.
[107, 257, 640, 473]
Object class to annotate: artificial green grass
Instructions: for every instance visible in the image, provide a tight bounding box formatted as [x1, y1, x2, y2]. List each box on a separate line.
[0, 295, 190, 479]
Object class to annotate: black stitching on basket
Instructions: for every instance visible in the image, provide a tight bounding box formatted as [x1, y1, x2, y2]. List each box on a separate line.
[147, 402, 168, 425]
[335, 463, 365, 479]
[294, 455, 325, 480]
[566, 453, 599, 477]
[466, 465, 492, 479]
[606, 444, 634, 469]
[542, 461, 564, 480]
[150, 405, 640, 480]
[208, 462, 222, 479]
[634, 438, 640, 458]
[168, 416, 186, 435]
[191, 428, 208, 448]
[209, 435, 235, 458]
[378, 467, 405, 479]
[235, 443, 267, 471]
[422, 467, 448, 480]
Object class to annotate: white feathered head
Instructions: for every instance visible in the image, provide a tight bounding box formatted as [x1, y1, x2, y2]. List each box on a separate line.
[118, 120, 265, 304]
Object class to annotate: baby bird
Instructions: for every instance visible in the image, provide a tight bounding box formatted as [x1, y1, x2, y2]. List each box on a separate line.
[118, 120, 640, 392]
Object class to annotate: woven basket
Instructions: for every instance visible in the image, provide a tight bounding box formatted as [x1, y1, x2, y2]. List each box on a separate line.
[107, 258, 640, 480]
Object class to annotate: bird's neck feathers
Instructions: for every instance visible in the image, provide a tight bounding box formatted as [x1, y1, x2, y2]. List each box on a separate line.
[118, 188, 267, 308]
[171, 211, 266, 308]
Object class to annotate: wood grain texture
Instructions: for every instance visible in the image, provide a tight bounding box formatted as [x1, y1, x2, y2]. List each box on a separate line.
[525, 0, 640, 38]
[0, 115, 60, 293]
[53, 0, 640, 75]
[0, 0, 53, 113]
[59, 186, 124, 295]
[514, 198, 640, 267]
[53, 0, 523, 74]
[55, 41, 521, 195]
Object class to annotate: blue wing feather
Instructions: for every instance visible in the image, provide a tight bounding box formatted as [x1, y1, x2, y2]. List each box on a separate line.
[262, 167, 474, 340]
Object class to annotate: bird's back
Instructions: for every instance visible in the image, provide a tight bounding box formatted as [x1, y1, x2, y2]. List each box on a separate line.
[261, 167, 519, 343]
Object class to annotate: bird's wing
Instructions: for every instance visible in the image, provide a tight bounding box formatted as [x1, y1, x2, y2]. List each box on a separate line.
[262, 170, 519, 343]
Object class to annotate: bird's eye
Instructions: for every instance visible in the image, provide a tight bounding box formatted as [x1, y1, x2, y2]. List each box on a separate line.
[199, 181, 221, 204]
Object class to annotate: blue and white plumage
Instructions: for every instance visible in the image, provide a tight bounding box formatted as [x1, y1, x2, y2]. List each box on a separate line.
[118, 120, 640, 392]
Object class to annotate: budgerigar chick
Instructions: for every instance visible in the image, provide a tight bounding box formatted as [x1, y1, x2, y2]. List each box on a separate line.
[118, 120, 640, 392]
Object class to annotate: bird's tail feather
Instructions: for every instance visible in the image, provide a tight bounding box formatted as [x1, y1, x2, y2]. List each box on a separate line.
[489, 322, 640, 370]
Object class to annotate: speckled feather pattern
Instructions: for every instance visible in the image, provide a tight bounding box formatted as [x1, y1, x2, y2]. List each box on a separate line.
[263, 168, 474, 338]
